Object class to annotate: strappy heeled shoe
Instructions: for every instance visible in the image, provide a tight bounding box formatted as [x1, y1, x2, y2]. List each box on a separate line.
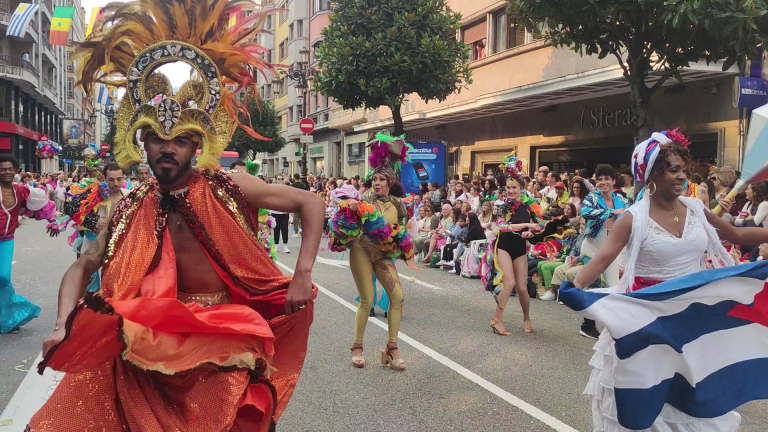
[381, 346, 406, 371]
[351, 345, 365, 368]
[490, 319, 511, 336]
[524, 320, 533, 334]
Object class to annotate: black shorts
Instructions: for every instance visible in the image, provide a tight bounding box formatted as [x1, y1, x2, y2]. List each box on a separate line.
[496, 232, 527, 260]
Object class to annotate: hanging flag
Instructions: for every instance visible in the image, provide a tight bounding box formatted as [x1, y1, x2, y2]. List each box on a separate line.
[5, 3, 39, 38]
[559, 262, 768, 430]
[85, 7, 103, 37]
[95, 84, 109, 105]
[49, 6, 76, 46]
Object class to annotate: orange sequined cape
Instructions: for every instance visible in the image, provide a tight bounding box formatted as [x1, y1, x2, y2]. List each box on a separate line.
[28, 171, 317, 432]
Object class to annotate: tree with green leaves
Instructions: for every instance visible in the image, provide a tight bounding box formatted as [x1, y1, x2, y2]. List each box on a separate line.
[229, 97, 287, 157]
[313, 0, 472, 136]
[509, 0, 768, 141]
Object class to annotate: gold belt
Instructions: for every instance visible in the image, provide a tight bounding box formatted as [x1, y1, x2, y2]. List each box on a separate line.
[177, 290, 232, 307]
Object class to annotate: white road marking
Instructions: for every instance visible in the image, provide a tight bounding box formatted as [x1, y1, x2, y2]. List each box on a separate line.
[276, 261, 579, 432]
[0, 353, 63, 432]
[11, 261, 16, 265]
[315, 256, 442, 291]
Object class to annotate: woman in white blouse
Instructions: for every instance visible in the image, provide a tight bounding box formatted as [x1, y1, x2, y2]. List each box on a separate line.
[734, 181, 768, 227]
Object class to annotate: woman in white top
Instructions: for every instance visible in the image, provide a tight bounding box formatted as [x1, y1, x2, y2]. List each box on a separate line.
[734, 181, 768, 227]
[478, 200, 496, 238]
[573, 130, 768, 432]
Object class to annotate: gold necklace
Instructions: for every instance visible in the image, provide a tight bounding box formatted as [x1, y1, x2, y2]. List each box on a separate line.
[651, 199, 680, 222]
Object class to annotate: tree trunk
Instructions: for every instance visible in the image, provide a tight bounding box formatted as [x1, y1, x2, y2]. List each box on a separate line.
[629, 78, 652, 144]
[391, 103, 404, 136]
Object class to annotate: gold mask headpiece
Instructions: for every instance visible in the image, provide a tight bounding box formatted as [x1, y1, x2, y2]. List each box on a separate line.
[75, 0, 273, 171]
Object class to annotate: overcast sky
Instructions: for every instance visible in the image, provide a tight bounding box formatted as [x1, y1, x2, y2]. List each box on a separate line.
[80, 0, 192, 91]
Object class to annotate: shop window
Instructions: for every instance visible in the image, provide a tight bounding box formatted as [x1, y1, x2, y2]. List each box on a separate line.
[463, 19, 487, 61]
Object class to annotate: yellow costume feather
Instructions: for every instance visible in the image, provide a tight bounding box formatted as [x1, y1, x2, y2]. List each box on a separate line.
[74, 0, 275, 170]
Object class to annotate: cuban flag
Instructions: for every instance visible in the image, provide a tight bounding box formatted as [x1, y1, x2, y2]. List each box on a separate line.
[560, 261, 768, 430]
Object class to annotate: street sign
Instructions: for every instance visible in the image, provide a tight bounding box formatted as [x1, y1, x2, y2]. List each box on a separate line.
[298, 117, 315, 134]
[300, 135, 314, 143]
[283, 161, 289, 168]
[100, 142, 110, 152]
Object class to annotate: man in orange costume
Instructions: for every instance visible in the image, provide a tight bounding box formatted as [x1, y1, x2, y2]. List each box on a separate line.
[28, 1, 324, 430]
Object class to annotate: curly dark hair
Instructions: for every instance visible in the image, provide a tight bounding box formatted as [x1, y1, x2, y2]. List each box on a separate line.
[749, 181, 768, 204]
[648, 143, 692, 182]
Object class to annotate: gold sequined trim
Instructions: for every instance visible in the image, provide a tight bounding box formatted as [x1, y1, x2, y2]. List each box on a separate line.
[207, 178, 257, 238]
[105, 183, 153, 263]
[177, 290, 232, 307]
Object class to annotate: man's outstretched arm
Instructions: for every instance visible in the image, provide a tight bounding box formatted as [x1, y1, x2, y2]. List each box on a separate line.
[230, 172, 325, 314]
[43, 227, 107, 355]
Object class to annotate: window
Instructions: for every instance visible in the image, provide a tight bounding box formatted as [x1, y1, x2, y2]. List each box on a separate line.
[288, 106, 294, 123]
[462, 18, 487, 61]
[66, 103, 74, 117]
[323, 95, 329, 109]
[266, 49, 273, 63]
[0, 85, 6, 120]
[279, 40, 287, 60]
[295, 104, 303, 120]
[67, 78, 73, 92]
[265, 14, 273, 30]
[311, 40, 322, 62]
[313, 0, 330, 14]
[296, 20, 303, 37]
[493, 12, 526, 53]
[279, 10, 287, 24]
[288, 24, 294, 40]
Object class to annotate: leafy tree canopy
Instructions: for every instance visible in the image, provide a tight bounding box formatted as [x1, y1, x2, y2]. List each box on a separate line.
[313, 0, 472, 135]
[229, 97, 287, 157]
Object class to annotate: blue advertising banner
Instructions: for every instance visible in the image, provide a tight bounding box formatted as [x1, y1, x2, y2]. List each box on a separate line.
[400, 142, 447, 195]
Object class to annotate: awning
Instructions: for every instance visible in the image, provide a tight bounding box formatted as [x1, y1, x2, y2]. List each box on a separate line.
[463, 20, 487, 44]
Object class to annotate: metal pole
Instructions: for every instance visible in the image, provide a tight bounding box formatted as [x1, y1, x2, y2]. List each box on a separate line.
[301, 84, 308, 181]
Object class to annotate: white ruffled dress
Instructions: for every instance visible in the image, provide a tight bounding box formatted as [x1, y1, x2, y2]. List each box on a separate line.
[586, 197, 742, 432]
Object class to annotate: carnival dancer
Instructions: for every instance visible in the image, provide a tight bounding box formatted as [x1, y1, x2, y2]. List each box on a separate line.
[480, 155, 566, 335]
[30, 1, 324, 430]
[329, 133, 414, 371]
[569, 129, 768, 432]
[0, 155, 50, 334]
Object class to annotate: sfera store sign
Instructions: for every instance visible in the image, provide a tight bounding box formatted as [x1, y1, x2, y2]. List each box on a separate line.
[580, 104, 632, 130]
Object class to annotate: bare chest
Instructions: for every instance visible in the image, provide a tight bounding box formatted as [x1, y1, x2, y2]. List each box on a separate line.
[166, 212, 226, 294]
[1, 188, 16, 210]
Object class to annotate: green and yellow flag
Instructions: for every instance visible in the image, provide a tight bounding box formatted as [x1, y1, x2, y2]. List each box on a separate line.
[49, 6, 75, 46]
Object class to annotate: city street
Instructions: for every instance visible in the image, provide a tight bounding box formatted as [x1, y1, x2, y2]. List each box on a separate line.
[1, 219, 767, 432]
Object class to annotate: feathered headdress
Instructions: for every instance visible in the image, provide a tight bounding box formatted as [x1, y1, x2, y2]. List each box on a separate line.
[501, 153, 525, 187]
[366, 131, 413, 182]
[75, 0, 274, 171]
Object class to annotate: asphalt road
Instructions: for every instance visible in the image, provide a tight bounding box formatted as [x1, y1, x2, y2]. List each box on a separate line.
[1, 220, 767, 431]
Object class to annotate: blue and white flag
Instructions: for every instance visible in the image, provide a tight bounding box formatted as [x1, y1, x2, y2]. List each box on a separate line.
[5, 4, 38, 38]
[560, 261, 768, 430]
[95, 84, 109, 105]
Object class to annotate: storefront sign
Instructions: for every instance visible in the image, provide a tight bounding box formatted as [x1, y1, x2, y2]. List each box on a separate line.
[580, 104, 632, 130]
[733, 76, 768, 109]
[400, 142, 447, 194]
[308, 145, 324, 155]
[406, 132, 431, 142]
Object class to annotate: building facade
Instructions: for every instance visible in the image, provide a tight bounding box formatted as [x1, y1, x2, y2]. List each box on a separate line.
[331, 0, 739, 183]
[0, 0, 70, 172]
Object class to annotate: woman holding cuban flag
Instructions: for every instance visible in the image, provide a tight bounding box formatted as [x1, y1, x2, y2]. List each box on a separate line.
[570, 129, 768, 432]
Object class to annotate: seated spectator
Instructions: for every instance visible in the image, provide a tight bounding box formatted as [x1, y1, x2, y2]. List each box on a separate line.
[549, 218, 588, 298]
[422, 205, 457, 264]
[564, 203, 581, 231]
[450, 212, 487, 275]
[413, 204, 439, 258]
[436, 214, 468, 267]
[734, 181, 768, 227]
[469, 187, 482, 214]
[536, 224, 580, 301]
[461, 201, 472, 216]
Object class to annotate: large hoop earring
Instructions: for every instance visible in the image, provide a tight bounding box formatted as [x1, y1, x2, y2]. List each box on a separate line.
[647, 182, 657, 196]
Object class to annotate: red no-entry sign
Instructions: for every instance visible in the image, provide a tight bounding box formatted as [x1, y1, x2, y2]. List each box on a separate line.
[100, 142, 110, 152]
[298, 117, 315, 134]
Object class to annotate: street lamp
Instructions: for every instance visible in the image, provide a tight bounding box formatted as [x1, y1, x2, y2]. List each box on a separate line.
[277, 46, 313, 180]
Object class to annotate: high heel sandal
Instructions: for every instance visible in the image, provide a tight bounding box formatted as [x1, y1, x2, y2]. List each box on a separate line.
[351, 345, 365, 368]
[381, 346, 406, 371]
[490, 319, 511, 336]
[524, 320, 533, 334]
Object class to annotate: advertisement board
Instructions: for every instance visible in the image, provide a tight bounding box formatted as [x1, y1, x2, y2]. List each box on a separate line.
[62, 119, 85, 146]
[400, 142, 447, 195]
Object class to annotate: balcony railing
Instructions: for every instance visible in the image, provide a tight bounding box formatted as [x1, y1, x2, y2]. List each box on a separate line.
[43, 77, 58, 96]
[41, 37, 53, 54]
[0, 1, 11, 14]
[0, 54, 39, 78]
